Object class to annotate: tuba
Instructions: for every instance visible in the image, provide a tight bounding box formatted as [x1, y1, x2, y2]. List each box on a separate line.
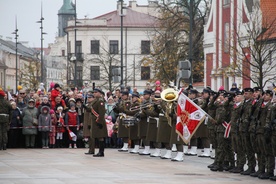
[161, 88, 179, 126]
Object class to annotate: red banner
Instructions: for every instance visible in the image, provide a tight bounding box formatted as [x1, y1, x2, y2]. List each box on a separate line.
[176, 92, 206, 144]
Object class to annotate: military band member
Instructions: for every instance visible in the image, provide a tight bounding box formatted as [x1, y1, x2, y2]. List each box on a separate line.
[138, 90, 152, 155]
[91, 88, 107, 157]
[198, 88, 211, 157]
[83, 93, 95, 155]
[113, 90, 131, 152]
[239, 88, 255, 175]
[123, 92, 141, 154]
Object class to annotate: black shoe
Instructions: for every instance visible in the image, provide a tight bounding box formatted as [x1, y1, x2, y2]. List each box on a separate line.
[241, 168, 255, 175]
[207, 163, 216, 168]
[223, 165, 234, 171]
[210, 165, 223, 172]
[258, 172, 274, 179]
[232, 167, 243, 173]
[229, 167, 238, 173]
[93, 152, 104, 157]
[250, 170, 263, 177]
[270, 176, 276, 181]
[2, 145, 7, 150]
[85, 152, 94, 155]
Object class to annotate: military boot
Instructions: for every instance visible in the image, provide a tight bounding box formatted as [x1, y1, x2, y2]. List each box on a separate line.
[210, 165, 223, 172]
[258, 172, 274, 179]
[270, 175, 276, 181]
[207, 162, 217, 169]
[93, 141, 104, 157]
[231, 166, 243, 173]
[241, 167, 255, 175]
[250, 169, 264, 177]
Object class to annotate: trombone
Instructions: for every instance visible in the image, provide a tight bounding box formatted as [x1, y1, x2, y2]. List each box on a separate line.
[129, 101, 159, 111]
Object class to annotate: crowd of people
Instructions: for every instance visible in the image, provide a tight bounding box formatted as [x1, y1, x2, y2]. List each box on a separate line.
[1, 80, 276, 181]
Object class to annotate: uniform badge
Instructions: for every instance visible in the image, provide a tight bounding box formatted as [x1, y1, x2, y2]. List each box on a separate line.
[100, 102, 104, 106]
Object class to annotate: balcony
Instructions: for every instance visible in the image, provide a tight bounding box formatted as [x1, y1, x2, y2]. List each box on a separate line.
[68, 53, 84, 62]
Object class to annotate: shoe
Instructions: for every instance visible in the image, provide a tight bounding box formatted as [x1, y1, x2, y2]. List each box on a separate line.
[171, 144, 177, 152]
[186, 146, 197, 156]
[3, 145, 6, 150]
[139, 146, 150, 155]
[129, 145, 139, 154]
[241, 168, 255, 175]
[118, 143, 128, 152]
[93, 152, 104, 157]
[198, 148, 210, 157]
[270, 175, 276, 181]
[229, 167, 238, 173]
[74, 144, 77, 149]
[258, 172, 274, 179]
[69, 144, 72, 149]
[223, 165, 234, 171]
[160, 150, 172, 159]
[171, 152, 183, 162]
[232, 167, 243, 173]
[84, 152, 94, 155]
[183, 145, 189, 154]
[210, 165, 223, 172]
[207, 163, 216, 169]
[250, 170, 264, 177]
[150, 149, 161, 157]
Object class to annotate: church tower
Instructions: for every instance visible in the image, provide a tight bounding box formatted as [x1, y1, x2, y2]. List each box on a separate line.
[58, 0, 75, 37]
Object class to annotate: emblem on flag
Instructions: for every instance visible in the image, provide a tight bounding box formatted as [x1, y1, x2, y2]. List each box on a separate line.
[176, 92, 206, 144]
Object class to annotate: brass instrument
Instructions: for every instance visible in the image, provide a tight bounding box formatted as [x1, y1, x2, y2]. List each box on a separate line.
[129, 101, 159, 111]
[161, 88, 179, 126]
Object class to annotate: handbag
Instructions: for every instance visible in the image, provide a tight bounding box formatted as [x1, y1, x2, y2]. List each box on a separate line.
[32, 118, 38, 126]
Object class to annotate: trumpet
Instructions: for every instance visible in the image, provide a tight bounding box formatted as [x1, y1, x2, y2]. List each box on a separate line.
[129, 101, 160, 111]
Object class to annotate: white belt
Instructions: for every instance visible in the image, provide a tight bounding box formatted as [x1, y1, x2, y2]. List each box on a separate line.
[149, 116, 159, 128]
[159, 113, 164, 116]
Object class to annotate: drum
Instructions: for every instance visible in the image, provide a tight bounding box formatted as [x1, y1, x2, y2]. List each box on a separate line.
[122, 117, 138, 126]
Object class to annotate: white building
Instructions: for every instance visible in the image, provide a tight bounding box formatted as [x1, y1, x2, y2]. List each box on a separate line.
[61, 0, 159, 92]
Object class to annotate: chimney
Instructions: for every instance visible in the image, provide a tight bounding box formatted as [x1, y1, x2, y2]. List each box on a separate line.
[129, 1, 137, 8]
[117, 1, 127, 16]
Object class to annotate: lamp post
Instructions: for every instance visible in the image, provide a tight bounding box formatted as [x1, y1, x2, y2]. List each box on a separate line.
[12, 18, 18, 93]
[74, 0, 77, 88]
[188, 0, 193, 84]
[120, 0, 124, 87]
[36, 3, 47, 84]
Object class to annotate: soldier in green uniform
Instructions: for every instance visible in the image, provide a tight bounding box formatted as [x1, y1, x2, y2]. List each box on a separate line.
[83, 93, 95, 155]
[113, 90, 131, 152]
[249, 87, 263, 177]
[90, 88, 107, 157]
[228, 91, 246, 173]
[269, 95, 276, 181]
[239, 88, 255, 175]
[0, 89, 12, 150]
[255, 90, 274, 179]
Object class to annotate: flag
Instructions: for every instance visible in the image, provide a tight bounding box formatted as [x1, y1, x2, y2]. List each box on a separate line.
[68, 129, 77, 141]
[176, 92, 206, 144]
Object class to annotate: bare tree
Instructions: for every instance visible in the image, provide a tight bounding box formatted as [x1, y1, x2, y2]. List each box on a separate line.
[20, 60, 40, 90]
[229, 3, 276, 88]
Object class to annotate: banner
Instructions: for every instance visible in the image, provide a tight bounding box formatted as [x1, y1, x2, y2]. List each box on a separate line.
[176, 92, 206, 144]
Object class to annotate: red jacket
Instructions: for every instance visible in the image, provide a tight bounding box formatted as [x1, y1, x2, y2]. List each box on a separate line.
[65, 110, 79, 126]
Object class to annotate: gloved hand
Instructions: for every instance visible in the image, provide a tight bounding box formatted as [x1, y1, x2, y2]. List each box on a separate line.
[97, 123, 103, 129]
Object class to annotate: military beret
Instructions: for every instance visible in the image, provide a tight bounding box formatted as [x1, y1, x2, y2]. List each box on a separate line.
[253, 87, 263, 92]
[243, 88, 254, 93]
[143, 90, 152, 95]
[202, 88, 211, 94]
[87, 94, 94, 98]
[132, 92, 140, 98]
[235, 90, 243, 96]
[210, 90, 217, 96]
[218, 90, 227, 94]
[264, 90, 273, 97]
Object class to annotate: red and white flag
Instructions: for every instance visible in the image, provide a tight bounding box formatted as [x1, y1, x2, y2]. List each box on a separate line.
[176, 92, 206, 144]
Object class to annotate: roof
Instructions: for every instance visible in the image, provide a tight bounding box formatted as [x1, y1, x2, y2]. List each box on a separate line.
[261, 0, 276, 40]
[93, 9, 157, 28]
[58, 0, 75, 15]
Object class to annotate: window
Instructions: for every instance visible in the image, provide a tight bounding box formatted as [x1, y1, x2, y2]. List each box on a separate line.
[76, 41, 82, 54]
[109, 40, 118, 54]
[90, 66, 100, 80]
[91, 40, 100, 54]
[224, 23, 230, 53]
[141, 66, 150, 80]
[76, 66, 83, 80]
[223, 0, 230, 5]
[141, 40, 150, 54]
[62, 50, 65, 56]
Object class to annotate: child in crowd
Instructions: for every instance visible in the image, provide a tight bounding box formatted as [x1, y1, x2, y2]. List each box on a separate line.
[38, 106, 52, 148]
[65, 103, 79, 148]
[56, 106, 65, 148]
[49, 109, 57, 148]
[51, 83, 66, 109]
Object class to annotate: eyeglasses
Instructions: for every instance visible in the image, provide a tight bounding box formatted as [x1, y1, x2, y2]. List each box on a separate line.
[20, 93, 25, 95]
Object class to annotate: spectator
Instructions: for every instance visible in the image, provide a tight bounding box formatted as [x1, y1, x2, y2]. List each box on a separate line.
[49, 109, 57, 148]
[65, 103, 79, 148]
[8, 102, 21, 148]
[56, 106, 65, 148]
[38, 106, 52, 148]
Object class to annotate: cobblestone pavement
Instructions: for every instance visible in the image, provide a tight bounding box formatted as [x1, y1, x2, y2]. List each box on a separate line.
[0, 148, 275, 184]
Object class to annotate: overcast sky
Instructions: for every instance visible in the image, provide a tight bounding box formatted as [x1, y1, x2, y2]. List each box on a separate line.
[0, 0, 149, 48]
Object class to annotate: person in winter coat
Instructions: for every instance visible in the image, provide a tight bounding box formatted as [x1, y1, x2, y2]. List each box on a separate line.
[65, 103, 79, 148]
[38, 106, 52, 148]
[38, 97, 51, 116]
[17, 95, 27, 113]
[22, 98, 38, 148]
[49, 109, 57, 148]
[51, 83, 66, 109]
[56, 106, 65, 148]
[8, 102, 22, 148]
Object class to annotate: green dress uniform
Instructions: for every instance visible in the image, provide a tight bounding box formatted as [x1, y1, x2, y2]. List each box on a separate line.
[91, 97, 107, 139]
[197, 98, 210, 147]
[0, 95, 12, 150]
[169, 102, 184, 146]
[113, 100, 131, 138]
[138, 99, 151, 139]
[239, 98, 256, 175]
[269, 103, 276, 180]
[229, 101, 245, 172]
[83, 101, 94, 154]
[145, 104, 160, 142]
[255, 101, 274, 178]
[156, 101, 171, 144]
[124, 101, 140, 140]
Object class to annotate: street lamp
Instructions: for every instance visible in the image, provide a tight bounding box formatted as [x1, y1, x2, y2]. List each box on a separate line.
[36, 3, 47, 84]
[12, 17, 18, 93]
[119, 0, 126, 87]
[188, 0, 193, 84]
[74, 0, 77, 88]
